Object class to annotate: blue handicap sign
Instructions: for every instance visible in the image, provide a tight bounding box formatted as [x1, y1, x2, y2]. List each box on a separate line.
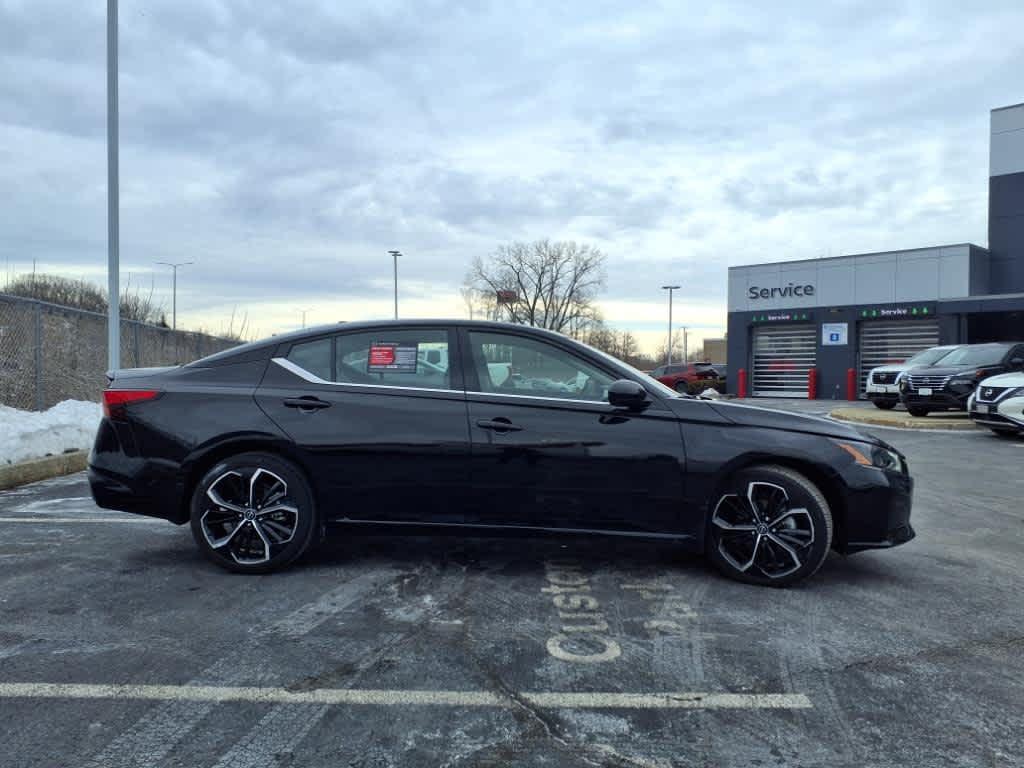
[829, 332, 840, 342]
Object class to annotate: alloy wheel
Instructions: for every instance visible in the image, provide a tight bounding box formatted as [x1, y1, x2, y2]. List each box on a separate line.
[711, 481, 815, 580]
[200, 468, 300, 565]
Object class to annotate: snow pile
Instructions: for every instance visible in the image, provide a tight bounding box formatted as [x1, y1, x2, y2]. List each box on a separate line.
[698, 388, 723, 399]
[0, 400, 102, 466]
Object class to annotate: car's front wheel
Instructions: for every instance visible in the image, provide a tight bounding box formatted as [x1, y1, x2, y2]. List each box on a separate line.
[190, 452, 318, 574]
[907, 406, 930, 417]
[873, 400, 897, 410]
[707, 465, 833, 587]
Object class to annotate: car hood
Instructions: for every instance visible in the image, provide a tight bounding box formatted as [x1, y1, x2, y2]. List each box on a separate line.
[707, 400, 882, 443]
[870, 363, 911, 374]
[979, 371, 1024, 387]
[905, 364, 997, 377]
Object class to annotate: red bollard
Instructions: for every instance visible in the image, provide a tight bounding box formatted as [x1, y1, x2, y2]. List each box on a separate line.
[808, 367, 818, 399]
[846, 368, 857, 401]
[738, 368, 748, 398]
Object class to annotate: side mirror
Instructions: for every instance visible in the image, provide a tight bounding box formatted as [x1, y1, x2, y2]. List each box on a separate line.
[1010, 357, 1024, 370]
[608, 379, 649, 410]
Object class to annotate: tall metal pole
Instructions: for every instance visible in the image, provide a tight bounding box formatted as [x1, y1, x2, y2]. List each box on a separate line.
[106, 0, 120, 370]
[661, 285, 680, 365]
[157, 261, 193, 331]
[388, 250, 401, 319]
[682, 326, 689, 363]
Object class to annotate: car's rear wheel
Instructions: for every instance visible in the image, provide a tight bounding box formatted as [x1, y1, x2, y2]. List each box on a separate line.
[674, 381, 689, 393]
[873, 400, 897, 410]
[190, 452, 318, 574]
[907, 406, 930, 417]
[707, 465, 833, 587]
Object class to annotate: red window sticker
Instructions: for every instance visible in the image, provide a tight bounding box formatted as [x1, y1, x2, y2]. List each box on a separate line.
[369, 345, 396, 367]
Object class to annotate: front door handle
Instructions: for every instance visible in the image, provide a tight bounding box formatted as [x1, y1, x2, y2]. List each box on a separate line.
[283, 396, 331, 411]
[476, 418, 523, 432]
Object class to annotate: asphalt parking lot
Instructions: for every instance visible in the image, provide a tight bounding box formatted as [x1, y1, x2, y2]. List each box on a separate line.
[1, 410, 1022, 767]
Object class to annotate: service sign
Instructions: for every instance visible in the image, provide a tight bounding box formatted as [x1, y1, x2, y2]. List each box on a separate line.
[750, 311, 813, 323]
[822, 322, 848, 346]
[858, 303, 936, 319]
[368, 341, 418, 373]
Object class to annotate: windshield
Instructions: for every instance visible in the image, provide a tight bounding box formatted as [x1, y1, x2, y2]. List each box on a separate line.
[905, 346, 957, 366]
[936, 344, 1010, 367]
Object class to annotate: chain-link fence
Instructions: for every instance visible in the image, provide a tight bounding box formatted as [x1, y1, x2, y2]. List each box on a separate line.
[0, 293, 239, 411]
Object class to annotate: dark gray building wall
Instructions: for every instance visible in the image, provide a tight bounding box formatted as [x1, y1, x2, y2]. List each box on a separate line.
[988, 170, 1024, 291]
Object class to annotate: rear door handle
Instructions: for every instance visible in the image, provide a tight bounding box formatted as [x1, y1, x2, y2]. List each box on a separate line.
[283, 396, 332, 411]
[476, 418, 523, 432]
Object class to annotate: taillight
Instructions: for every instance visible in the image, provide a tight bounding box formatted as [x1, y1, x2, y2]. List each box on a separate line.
[102, 389, 160, 419]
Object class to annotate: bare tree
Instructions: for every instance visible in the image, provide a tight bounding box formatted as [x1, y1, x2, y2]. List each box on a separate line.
[466, 240, 607, 333]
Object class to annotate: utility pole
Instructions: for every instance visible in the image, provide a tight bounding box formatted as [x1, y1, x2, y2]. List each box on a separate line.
[388, 250, 401, 319]
[682, 326, 689, 363]
[661, 285, 680, 365]
[156, 261, 193, 331]
[106, 0, 119, 370]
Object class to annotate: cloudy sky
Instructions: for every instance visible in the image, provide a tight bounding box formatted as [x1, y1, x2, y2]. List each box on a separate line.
[2, 1, 1023, 352]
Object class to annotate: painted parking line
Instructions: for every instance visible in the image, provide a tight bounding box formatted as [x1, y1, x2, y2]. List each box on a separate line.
[0, 517, 160, 524]
[0, 682, 812, 710]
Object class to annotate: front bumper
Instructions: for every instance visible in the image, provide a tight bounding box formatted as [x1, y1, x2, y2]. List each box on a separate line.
[834, 464, 915, 554]
[901, 391, 967, 410]
[969, 395, 1024, 432]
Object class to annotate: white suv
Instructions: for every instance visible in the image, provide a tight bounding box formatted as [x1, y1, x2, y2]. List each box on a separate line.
[865, 345, 961, 410]
[968, 371, 1024, 437]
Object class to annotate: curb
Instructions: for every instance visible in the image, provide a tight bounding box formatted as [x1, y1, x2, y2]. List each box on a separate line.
[829, 408, 980, 431]
[0, 451, 89, 491]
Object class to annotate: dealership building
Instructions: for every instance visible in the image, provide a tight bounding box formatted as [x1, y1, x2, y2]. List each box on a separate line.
[726, 102, 1024, 398]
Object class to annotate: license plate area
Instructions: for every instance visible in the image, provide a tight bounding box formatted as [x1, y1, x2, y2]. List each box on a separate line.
[918, 387, 932, 396]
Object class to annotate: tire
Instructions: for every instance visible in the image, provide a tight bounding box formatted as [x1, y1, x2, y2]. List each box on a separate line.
[990, 428, 1019, 439]
[674, 381, 689, 393]
[873, 400, 897, 410]
[706, 465, 833, 588]
[190, 452, 318, 574]
[907, 406, 930, 417]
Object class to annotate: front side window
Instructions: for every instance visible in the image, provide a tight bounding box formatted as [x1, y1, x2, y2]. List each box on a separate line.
[469, 331, 615, 402]
[938, 344, 1012, 367]
[287, 329, 452, 390]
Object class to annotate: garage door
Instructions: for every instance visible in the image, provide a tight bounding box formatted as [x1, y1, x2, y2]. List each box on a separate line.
[752, 325, 816, 397]
[858, 320, 940, 393]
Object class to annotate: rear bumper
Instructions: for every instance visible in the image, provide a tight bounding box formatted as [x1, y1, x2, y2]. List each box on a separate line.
[834, 465, 915, 554]
[88, 418, 187, 523]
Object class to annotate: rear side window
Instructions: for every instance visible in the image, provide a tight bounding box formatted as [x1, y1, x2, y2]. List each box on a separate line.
[287, 329, 452, 389]
[286, 337, 333, 381]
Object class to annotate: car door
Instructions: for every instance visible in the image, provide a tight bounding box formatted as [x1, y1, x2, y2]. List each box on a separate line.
[460, 328, 688, 536]
[255, 326, 470, 524]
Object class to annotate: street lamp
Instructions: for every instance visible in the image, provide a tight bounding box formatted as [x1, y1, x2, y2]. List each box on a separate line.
[388, 250, 401, 319]
[156, 261, 193, 331]
[661, 285, 680, 365]
[299, 308, 312, 329]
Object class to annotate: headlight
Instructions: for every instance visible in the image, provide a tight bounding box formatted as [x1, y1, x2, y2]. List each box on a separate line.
[835, 441, 903, 472]
[948, 375, 976, 386]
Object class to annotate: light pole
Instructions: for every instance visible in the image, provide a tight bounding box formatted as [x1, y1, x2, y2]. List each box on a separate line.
[106, 0, 119, 370]
[388, 250, 401, 319]
[299, 308, 312, 328]
[682, 326, 689, 363]
[156, 261, 193, 331]
[661, 285, 680, 365]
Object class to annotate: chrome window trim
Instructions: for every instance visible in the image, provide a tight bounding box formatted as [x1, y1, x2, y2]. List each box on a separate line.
[465, 390, 610, 406]
[271, 357, 457, 395]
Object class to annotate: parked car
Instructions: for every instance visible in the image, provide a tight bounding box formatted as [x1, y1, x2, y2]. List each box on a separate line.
[651, 362, 721, 393]
[89, 320, 914, 587]
[899, 342, 1024, 416]
[865, 345, 961, 410]
[967, 371, 1024, 437]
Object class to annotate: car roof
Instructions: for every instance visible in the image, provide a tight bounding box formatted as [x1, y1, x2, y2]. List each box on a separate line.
[190, 319, 583, 366]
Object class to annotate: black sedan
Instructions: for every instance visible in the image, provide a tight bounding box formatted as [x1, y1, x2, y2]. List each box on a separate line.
[89, 320, 914, 586]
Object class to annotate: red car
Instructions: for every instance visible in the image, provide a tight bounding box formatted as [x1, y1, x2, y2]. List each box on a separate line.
[651, 362, 722, 392]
